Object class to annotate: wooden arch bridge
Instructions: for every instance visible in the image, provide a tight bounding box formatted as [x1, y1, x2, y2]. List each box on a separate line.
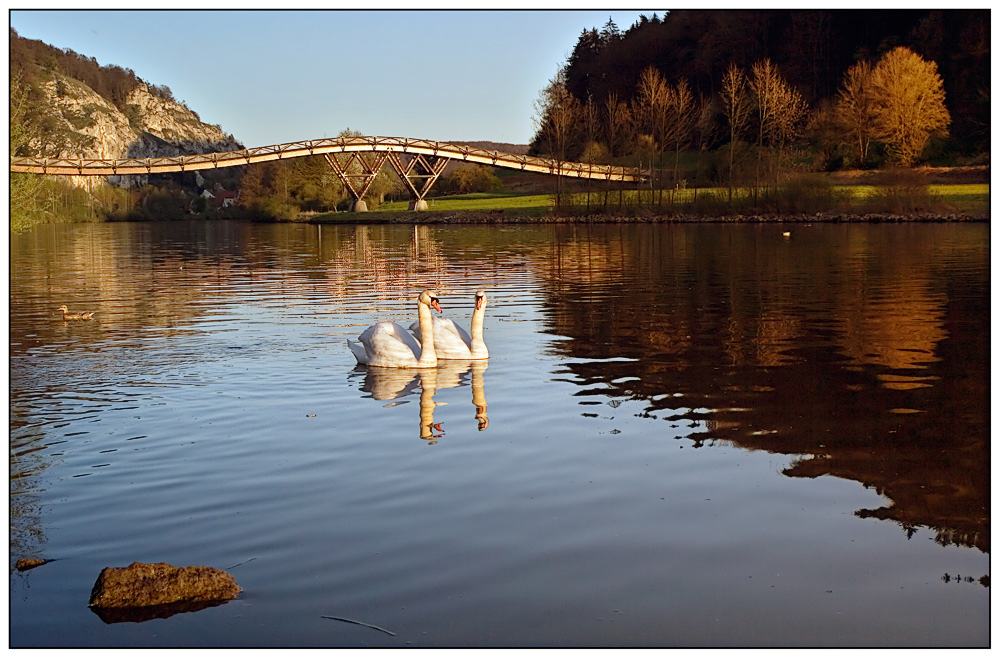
[10, 135, 647, 211]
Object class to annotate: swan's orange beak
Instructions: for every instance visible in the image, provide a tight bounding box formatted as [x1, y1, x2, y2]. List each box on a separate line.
[476, 296, 485, 310]
[431, 299, 442, 313]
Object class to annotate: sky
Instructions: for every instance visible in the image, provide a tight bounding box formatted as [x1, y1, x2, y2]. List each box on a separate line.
[9, 7, 659, 148]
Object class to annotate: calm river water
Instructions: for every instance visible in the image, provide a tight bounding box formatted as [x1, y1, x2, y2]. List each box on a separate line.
[9, 219, 988, 648]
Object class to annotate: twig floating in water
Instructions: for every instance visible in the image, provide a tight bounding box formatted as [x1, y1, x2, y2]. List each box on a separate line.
[322, 615, 396, 636]
[226, 557, 257, 569]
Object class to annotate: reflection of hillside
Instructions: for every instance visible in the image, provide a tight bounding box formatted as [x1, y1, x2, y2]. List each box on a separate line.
[534, 224, 988, 553]
[786, 445, 987, 552]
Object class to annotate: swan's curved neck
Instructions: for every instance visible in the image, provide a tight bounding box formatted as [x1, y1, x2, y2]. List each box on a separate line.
[469, 302, 488, 358]
[416, 300, 437, 366]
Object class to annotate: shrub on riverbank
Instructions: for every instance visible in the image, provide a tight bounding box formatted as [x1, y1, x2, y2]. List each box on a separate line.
[248, 198, 301, 221]
[863, 168, 939, 214]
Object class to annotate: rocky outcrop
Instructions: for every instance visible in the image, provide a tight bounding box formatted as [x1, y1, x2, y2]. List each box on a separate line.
[28, 72, 242, 187]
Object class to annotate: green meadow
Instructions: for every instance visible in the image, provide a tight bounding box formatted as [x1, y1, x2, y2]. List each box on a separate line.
[369, 182, 988, 216]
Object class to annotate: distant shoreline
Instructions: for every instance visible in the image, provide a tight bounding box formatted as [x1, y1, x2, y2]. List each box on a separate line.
[295, 210, 989, 225]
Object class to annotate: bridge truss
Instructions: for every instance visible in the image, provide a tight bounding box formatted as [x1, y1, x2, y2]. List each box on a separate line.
[10, 135, 647, 211]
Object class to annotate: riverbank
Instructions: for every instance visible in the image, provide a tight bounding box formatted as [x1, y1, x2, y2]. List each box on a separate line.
[291, 209, 989, 225]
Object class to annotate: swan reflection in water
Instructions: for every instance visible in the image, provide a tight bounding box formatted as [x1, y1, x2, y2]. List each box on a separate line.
[351, 360, 489, 443]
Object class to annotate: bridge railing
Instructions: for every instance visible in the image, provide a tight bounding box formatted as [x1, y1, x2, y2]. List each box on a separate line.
[10, 136, 647, 183]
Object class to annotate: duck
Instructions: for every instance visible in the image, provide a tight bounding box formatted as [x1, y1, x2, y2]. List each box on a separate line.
[348, 290, 442, 368]
[410, 290, 489, 360]
[57, 305, 95, 321]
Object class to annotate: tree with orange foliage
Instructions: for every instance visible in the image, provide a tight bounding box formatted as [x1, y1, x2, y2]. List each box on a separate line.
[868, 47, 950, 166]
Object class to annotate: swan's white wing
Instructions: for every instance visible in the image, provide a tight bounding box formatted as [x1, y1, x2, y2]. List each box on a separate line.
[387, 321, 424, 356]
[437, 317, 473, 347]
[356, 321, 421, 367]
[431, 316, 473, 359]
[410, 316, 472, 356]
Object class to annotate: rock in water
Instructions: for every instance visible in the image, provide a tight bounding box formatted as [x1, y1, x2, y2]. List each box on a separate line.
[88, 561, 241, 609]
[15, 558, 50, 571]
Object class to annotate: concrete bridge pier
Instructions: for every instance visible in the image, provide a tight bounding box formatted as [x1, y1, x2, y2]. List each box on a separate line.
[352, 200, 368, 212]
[408, 199, 429, 211]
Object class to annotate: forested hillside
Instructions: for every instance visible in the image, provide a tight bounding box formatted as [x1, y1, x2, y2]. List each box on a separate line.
[532, 10, 988, 162]
[11, 28, 178, 114]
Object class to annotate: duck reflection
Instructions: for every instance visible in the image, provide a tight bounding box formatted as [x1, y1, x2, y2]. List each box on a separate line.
[352, 360, 489, 442]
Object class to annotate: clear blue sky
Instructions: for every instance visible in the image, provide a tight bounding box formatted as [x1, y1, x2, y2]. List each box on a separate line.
[10, 8, 658, 148]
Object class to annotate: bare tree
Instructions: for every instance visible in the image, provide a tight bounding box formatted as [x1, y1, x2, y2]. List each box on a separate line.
[771, 75, 809, 163]
[636, 66, 671, 206]
[603, 92, 632, 160]
[869, 47, 950, 166]
[835, 60, 877, 166]
[721, 63, 751, 202]
[581, 94, 601, 152]
[693, 94, 720, 198]
[533, 70, 581, 207]
[580, 94, 601, 211]
[670, 79, 695, 195]
[750, 59, 808, 190]
[602, 92, 632, 209]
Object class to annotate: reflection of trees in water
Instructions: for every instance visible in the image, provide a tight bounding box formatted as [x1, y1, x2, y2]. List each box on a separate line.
[10, 411, 51, 560]
[534, 224, 988, 553]
[10, 221, 259, 337]
[836, 279, 947, 380]
[723, 311, 802, 368]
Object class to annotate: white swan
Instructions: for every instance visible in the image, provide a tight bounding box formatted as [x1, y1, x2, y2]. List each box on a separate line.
[410, 290, 489, 360]
[348, 290, 442, 368]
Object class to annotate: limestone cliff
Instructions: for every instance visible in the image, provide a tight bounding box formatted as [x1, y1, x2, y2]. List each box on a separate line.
[27, 70, 242, 186]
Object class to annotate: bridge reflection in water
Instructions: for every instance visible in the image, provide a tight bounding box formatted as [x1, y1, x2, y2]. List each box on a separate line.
[9, 135, 647, 212]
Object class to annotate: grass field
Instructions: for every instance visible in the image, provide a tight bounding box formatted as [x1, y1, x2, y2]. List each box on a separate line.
[371, 182, 988, 215]
[379, 192, 551, 214]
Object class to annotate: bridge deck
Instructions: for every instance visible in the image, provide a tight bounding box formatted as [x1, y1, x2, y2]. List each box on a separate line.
[10, 136, 646, 182]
